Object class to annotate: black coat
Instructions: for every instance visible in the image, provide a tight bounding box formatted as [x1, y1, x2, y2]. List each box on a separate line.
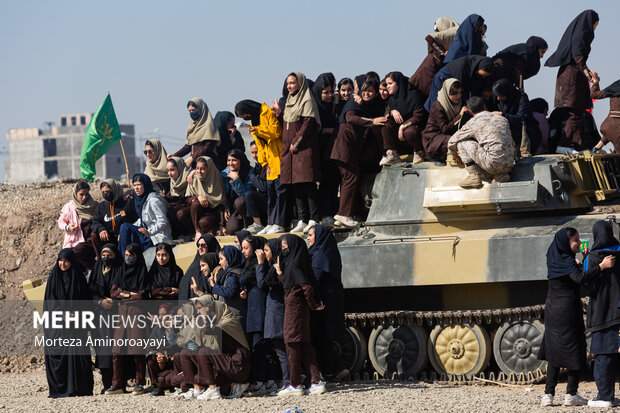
[538, 265, 600, 369]
[585, 250, 620, 333]
[91, 198, 136, 238]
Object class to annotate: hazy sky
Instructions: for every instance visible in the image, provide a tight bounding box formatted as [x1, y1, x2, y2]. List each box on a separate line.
[1, 1, 619, 182]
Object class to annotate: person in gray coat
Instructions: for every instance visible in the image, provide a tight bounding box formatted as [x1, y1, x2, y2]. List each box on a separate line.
[118, 173, 172, 254]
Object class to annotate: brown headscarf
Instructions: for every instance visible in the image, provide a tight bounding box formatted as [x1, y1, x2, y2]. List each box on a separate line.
[100, 179, 124, 204]
[437, 78, 463, 121]
[72, 182, 98, 221]
[185, 156, 226, 208]
[143, 139, 169, 183]
[193, 294, 249, 350]
[282, 72, 321, 128]
[429, 17, 460, 53]
[185, 98, 221, 146]
[168, 156, 190, 197]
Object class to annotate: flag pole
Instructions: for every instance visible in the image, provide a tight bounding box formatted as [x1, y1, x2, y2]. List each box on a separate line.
[119, 138, 131, 186]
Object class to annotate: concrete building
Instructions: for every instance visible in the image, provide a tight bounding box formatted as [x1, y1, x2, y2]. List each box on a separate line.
[5, 113, 142, 184]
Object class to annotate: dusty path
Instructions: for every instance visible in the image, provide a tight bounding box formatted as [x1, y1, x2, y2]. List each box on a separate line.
[0, 372, 610, 413]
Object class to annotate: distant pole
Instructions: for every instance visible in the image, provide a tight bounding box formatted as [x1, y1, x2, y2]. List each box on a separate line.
[119, 139, 131, 186]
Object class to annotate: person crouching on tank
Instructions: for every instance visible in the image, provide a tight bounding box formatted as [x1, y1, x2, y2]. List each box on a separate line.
[447, 96, 515, 189]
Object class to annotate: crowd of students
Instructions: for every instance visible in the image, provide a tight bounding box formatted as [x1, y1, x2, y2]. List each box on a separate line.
[45, 223, 346, 399]
[44, 9, 620, 401]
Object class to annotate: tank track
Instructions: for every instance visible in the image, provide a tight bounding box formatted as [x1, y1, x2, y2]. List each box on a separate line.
[343, 304, 548, 385]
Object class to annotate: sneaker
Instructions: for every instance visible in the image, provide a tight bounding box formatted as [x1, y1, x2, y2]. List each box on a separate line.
[196, 387, 222, 400]
[151, 387, 165, 396]
[321, 216, 336, 225]
[307, 381, 327, 395]
[131, 385, 145, 395]
[303, 220, 318, 233]
[173, 388, 183, 396]
[412, 152, 424, 164]
[379, 153, 400, 166]
[277, 384, 304, 397]
[143, 385, 155, 393]
[104, 386, 125, 395]
[564, 393, 587, 406]
[334, 215, 359, 228]
[264, 380, 278, 394]
[588, 399, 612, 408]
[228, 383, 249, 399]
[182, 388, 203, 400]
[246, 223, 264, 235]
[266, 225, 285, 234]
[257, 225, 272, 235]
[291, 221, 307, 233]
[540, 393, 553, 406]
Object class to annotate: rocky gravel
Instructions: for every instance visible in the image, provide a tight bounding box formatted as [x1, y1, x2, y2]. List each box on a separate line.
[0, 372, 611, 412]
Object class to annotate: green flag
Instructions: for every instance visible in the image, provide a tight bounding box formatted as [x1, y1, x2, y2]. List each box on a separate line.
[80, 93, 121, 181]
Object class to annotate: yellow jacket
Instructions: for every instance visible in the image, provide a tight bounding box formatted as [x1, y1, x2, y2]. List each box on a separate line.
[252, 103, 282, 180]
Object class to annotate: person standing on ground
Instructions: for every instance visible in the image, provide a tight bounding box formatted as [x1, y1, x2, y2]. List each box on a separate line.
[583, 221, 620, 408]
[538, 227, 614, 407]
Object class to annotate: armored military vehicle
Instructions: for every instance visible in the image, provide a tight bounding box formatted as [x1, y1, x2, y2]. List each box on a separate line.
[23, 152, 620, 382]
[335, 152, 620, 381]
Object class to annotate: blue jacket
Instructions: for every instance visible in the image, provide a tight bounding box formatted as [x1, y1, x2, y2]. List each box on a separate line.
[221, 168, 255, 210]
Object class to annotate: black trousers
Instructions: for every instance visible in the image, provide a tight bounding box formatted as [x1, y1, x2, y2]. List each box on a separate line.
[291, 182, 319, 222]
[594, 354, 620, 401]
[545, 364, 579, 396]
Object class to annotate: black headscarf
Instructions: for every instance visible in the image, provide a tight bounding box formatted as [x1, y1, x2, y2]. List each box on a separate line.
[235, 100, 262, 126]
[226, 148, 251, 180]
[528, 98, 548, 114]
[222, 245, 246, 271]
[339, 80, 386, 123]
[45, 249, 91, 306]
[281, 234, 316, 290]
[88, 243, 122, 300]
[178, 235, 222, 303]
[132, 173, 154, 218]
[443, 14, 485, 63]
[603, 79, 620, 98]
[264, 238, 283, 289]
[214, 111, 245, 164]
[148, 243, 183, 290]
[312, 72, 338, 129]
[114, 243, 149, 292]
[235, 230, 251, 247]
[546, 228, 580, 279]
[493, 79, 522, 115]
[545, 10, 598, 67]
[591, 221, 620, 251]
[493, 36, 548, 80]
[195, 252, 220, 294]
[387, 72, 426, 119]
[309, 225, 342, 282]
[240, 235, 267, 289]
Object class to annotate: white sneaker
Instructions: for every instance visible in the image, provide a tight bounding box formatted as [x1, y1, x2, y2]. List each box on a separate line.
[266, 225, 285, 234]
[228, 383, 249, 399]
[379, 152, 400, 166]
[564, 393, 587, 406]
[588, 399, 612, 408]
[277, 384, 304, 397]
[303, 220, 318, 233]
[334, 214, 359, 228]
[307, 381, 327, 395]
[540, 393, 553, 406]
[197, 387, 221, 400]
[246, 223, 264, 235]
[182, 388, 200, 400]
[291, 221, 307, 233]
[321, 216, 336, 225]
[257, 225, 272, 235]
[412, 152, 424, 164]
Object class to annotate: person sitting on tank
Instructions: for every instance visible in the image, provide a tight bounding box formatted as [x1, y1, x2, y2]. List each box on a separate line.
[143, 139, 171, 194]
[447, 96, 515, 189]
